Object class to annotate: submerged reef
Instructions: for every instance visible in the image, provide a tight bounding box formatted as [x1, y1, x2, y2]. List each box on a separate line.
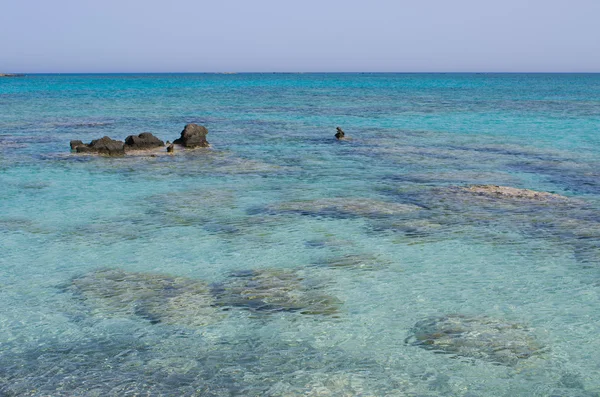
[395, 184, 600, 267]
[420, 185, 582, 212]
[271, 197, 422, 219]
[406, 314, 545, 365]
[66, 269, 222, 327]
[314, 253, 392, 270]
[67, 268, 341, 324]
[452, 185, 579, 203]
[212, 268, 341, 316]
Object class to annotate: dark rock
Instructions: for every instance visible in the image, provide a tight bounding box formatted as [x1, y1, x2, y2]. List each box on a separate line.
[167, 144, 175, 153]
[69, 140, 84, 150]
[124, 132, 164, 151]
[75, 136, 125, 155]
[173, 124, 209, 148]
[335, 127, 345, 140]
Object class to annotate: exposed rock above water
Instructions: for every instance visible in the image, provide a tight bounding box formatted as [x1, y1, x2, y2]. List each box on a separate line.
[406, 314, 545, 365]
[70, 136, 125, 155]
[212, 269, 341, 316]
[335, 127, 345, 140]
[173, 123, 209, 148]
[124, 132, 164, 151]
[67, 269, 221, 327]
[69, 124, 209, 155]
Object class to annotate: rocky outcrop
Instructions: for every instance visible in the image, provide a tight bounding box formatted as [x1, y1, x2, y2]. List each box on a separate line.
[406, 314, 545, 365]
[0, 73, 24, 77]
[69, 140, 84, 150]
[124, 132, 164, 151]
[70, 136, 125, 155]
[173, 123, 209, 148]
[335, 127, 345, 139]
[69, 124, 211, 155]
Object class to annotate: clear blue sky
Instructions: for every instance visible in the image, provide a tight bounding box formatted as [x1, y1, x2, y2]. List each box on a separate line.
[1, 0, 599, 73]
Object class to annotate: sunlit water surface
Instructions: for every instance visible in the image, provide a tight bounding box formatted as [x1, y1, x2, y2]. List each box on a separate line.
[1, 73, 600, 396]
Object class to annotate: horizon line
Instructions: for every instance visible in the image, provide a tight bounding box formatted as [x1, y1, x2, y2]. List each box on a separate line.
[3, 71, 600, 75]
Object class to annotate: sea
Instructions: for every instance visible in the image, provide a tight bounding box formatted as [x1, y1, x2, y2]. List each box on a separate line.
[1, 73, 600, 396]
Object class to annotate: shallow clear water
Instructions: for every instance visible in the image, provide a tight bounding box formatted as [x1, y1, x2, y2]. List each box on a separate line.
[1, 73, 600, 396]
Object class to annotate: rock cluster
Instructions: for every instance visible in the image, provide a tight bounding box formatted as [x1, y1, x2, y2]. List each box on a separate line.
[124, 132, 164, 150]
[335, 127, 345, 139]
[70, 136, 126, 155]
[67, 267, 341, 326]
[69, 124, 209, 155]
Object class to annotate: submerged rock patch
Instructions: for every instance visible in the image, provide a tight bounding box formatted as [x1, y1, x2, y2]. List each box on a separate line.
[456, 185, 576, 203]
[315, 253, 392, 270]
[66, 269, 221, 327]
[272, 198, 422, 219]
[406, 314, 544, 365]
[212, 269, 341, 316]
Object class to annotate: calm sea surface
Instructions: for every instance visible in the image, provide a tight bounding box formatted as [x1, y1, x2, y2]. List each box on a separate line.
[1, 73, 600, 396]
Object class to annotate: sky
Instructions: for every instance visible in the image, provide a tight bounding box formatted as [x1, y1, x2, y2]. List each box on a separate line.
[1, 0, 599, 73]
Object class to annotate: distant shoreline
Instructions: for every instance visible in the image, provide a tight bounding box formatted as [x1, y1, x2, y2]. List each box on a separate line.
[0, 73, 25, 77]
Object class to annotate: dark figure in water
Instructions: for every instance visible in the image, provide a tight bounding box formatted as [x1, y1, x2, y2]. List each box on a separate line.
[335, 127, 345, 139]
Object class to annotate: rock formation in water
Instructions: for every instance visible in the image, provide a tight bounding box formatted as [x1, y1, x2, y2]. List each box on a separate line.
[69, 124, 210, 154]
[70, 136, 125, 155]
[272, 197, 422, 218]
[124, 132, 165, 151]
[335, 127, 345, 140]
[67, 268, 222, 327]
[173, 123, 210, 148]
[456, 185, 575, 203]
[211, 268, 341, 316]
[406, 314, 545, 365]
[0, 73, 24, 77]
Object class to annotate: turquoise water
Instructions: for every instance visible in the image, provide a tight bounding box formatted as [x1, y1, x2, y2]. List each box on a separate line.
[1, 73, 600, 396]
